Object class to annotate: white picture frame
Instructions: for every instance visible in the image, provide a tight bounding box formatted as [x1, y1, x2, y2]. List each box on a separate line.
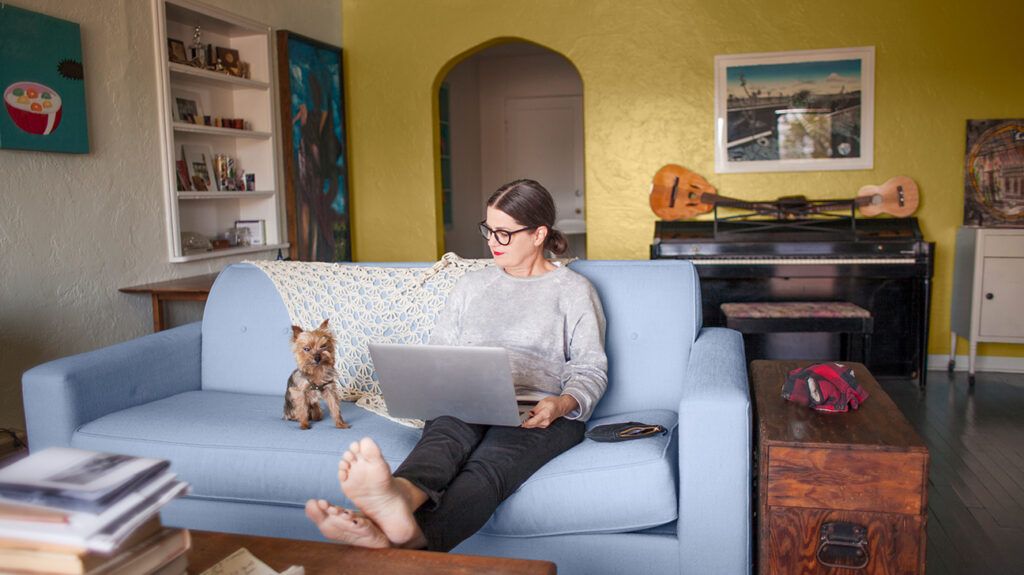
[170, 87, 204, 124]
[714, 46, 874, 174]
[234, 219, 265, 246]
[181, 143, 217, 191]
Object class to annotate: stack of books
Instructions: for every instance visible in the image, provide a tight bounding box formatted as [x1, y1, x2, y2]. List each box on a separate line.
[0, 447, 190, 574]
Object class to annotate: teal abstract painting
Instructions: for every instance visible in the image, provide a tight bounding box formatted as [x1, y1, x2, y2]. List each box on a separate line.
[0, 5, 89, 153]
[281, 32, 349, 262]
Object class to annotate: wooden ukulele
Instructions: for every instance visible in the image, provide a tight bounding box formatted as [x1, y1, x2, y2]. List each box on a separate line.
[649, 164, 920, 220]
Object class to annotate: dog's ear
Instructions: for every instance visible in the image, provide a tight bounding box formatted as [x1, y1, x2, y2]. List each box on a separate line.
[319, 318, 330, 330]
[291, 325, 303, 341]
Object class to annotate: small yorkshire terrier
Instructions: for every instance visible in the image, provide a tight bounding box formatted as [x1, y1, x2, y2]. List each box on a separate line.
[284, 319, 350, 430]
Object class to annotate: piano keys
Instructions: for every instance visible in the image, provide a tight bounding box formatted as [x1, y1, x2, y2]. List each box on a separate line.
[651, 217, 934, 385]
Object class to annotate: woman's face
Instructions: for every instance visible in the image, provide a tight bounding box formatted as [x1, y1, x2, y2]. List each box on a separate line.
[484, 206, 545, 268]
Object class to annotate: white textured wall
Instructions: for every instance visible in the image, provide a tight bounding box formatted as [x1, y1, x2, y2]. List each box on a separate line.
[0, 0, 342, 431]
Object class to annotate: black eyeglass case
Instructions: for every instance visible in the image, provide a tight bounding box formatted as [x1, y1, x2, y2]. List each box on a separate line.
[585, 421, 668, 442]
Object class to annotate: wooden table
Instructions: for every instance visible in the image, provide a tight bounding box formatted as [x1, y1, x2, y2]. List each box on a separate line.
[187, 530, 557, 575]
[751, 360, 928, 575]
[119, 273, 219, 332]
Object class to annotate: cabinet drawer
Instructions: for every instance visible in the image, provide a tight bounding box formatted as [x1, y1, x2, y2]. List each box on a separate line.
[983, 234, 1024, 257]
[765, 507, 924, 575]
[767, 447, 927, 515]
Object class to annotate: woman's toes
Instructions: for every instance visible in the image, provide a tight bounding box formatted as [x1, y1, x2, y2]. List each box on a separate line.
[305, 499, 326, 522]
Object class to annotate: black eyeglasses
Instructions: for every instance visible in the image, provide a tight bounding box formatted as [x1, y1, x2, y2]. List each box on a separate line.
[478, 221, 536, 246]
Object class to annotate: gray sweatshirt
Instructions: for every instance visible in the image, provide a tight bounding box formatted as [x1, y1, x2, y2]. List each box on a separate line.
[429, 264, 608, 421]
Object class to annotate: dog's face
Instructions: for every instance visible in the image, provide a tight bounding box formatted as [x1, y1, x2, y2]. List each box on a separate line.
[291, 319, 336, 373]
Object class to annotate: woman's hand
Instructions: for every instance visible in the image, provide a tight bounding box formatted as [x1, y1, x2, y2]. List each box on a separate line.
[522, 395, 579, 429]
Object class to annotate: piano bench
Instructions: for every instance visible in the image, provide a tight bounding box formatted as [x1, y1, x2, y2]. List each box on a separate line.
[721, 302, 873, 363]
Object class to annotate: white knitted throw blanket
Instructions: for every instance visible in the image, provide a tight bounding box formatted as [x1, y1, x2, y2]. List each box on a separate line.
[247, 253, 494, 428]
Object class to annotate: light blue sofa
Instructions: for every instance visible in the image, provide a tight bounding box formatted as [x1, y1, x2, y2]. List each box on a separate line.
[23, 260, 751, 575]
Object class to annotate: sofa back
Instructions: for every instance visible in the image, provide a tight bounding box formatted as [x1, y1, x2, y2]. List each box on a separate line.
[202, 260, 702, 418]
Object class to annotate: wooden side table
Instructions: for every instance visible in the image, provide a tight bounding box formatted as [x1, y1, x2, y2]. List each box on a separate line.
[119, 273, 219, 332]
[751, 360, 929, 574]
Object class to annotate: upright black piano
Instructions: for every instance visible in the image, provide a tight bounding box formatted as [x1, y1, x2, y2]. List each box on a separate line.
[651, 217, 934, 384]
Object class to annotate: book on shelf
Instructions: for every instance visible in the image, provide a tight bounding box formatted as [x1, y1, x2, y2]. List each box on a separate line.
[0, 448, 189, 553]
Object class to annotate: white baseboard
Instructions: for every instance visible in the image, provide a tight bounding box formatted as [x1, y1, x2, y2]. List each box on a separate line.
[927, 354, 1024, 373]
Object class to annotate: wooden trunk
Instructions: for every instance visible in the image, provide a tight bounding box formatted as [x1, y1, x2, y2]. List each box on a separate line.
[752, 360, 929, 575]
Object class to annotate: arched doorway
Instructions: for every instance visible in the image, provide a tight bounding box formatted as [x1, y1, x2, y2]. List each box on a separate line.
[437, 40, 585, 259]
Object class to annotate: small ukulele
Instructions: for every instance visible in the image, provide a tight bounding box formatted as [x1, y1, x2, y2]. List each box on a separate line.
[648, 164, 718, 221]
[649, 164, 920, 220]
[854, 176, 920, 217]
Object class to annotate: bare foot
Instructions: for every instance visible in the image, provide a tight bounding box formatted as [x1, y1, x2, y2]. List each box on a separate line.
[337, 437, 420, 546]
[304, 499, 389, 548]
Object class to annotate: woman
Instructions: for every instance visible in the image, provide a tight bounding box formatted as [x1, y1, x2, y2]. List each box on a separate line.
[305, 179, 608, 551]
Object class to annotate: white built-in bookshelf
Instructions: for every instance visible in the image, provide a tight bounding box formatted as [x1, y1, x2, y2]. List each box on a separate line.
[153, 0, 286, 262]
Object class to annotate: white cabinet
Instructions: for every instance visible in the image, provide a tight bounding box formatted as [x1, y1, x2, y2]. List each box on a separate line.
[153, 0, 286, 262]
[949, 227, 1024, 384]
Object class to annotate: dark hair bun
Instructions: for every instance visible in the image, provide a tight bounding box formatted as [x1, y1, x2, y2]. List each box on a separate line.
[545, 228, 568, 256]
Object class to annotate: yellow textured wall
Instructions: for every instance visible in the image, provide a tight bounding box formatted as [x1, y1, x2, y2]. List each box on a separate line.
[342, 0, 1023, 357]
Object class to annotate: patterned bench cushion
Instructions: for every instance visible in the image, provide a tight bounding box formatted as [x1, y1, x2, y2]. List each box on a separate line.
[720, 301, 870, 319]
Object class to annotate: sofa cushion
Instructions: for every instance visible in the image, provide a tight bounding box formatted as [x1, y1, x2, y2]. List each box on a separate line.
[483, 409, 679, 536]
[72, 392, 678, 537]
[71, 391, 423, 505]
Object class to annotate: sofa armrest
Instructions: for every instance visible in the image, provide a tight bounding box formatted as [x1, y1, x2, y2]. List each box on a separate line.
[22, 322, 202, 451]
[677, 327, 752, 575]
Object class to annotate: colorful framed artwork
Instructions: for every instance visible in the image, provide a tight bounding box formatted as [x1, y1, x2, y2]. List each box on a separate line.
[182, 143, 217, 192]
[277, 31, 351, 262]
[963, 119, 1024, 227]
[0, 5, 89, 153]
[714, 46, 874, 173]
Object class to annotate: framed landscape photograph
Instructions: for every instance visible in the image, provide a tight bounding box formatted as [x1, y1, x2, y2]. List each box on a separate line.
[714, 46, 874, 173]
[276, 31, 351, 262]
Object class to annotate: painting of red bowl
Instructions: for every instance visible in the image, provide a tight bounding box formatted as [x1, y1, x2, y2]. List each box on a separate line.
[4, 81, 63, 135]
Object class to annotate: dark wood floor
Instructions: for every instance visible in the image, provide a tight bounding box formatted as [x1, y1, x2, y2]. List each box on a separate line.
[881, 370, 1024, 575]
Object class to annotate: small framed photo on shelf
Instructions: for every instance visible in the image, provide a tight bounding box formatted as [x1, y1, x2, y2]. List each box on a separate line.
[168, 38, 188, 64]
[215, 46, 242, 76]
[182, 143, 217, 191]
[234, 219, 266, 246]
[171, 88, 204, 124]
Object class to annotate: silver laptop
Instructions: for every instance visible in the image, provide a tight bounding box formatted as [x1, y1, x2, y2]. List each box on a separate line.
[368, 343, 536, 426]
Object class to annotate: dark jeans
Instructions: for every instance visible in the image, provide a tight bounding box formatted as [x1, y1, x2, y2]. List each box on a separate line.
[392, 415, 585, 552]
